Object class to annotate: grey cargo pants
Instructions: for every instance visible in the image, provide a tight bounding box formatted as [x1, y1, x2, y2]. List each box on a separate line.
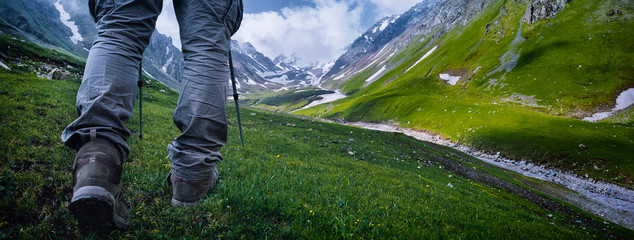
[61, 0, 243, 179]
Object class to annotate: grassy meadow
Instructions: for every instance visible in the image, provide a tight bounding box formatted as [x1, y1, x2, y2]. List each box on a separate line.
[1, 37, 633, 238]
[293, 0, 634, 188]
[241, 87, 334, 112]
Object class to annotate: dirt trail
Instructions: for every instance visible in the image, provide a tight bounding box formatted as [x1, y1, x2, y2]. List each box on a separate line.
[349, 122, 634, 230]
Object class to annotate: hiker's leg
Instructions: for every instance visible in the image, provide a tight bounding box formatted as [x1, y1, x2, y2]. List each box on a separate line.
[63, 0, 163, 230]
[62, 0, 162, 158]
[168, 0, 242, 180]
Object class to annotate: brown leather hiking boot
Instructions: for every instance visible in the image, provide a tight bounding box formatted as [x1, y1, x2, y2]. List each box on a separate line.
[69, 132, 129, 231]
[168, 166, 218, 207]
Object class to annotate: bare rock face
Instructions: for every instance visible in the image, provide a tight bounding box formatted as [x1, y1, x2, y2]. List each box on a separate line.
[523, 0, 571, 24]
[47, 68, 66, 80]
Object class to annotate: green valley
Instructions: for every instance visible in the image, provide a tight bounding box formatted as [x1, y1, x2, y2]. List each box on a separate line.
[289, 0, 634, 189]
[1, 33, 633, 238]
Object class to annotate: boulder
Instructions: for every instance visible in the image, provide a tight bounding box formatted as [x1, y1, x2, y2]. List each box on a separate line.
[46, 68, 66, 80]
[607, 10, 616, 16]
[608, 9, 623, 16]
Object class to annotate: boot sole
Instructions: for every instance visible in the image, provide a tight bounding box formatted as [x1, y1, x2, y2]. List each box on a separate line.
[70, 186, 129, 231]
[171, 198, 201, 207]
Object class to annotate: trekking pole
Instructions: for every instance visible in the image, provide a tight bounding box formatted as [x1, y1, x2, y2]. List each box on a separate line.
[138, 61, 143, 140]
[228, 51, 244, 146]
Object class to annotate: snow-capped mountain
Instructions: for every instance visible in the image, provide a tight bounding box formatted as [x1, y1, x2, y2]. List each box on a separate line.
[0, 0, 324, 93]
[0, 0, 93, 57]
[229, 41, 327, 93]
[142, 32, 183, 90]
[322, 0, 491, 88]
[321, 1, 439, 81]
[274, 55, 302, 71]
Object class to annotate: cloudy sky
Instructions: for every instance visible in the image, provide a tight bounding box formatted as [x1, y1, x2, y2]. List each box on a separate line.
[156, 0, 422, 65]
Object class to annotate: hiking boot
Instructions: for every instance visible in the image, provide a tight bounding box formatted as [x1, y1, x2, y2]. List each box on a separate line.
[168, 166, 218, 207]
[69, 134, 129, 231]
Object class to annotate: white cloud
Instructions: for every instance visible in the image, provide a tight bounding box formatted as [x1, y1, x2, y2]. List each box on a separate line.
[367, 0, 421, 18]
[156, 0, 181, 48]
[155, 0, 422, 66]
[60, 0, 83, 12]
[233, 0, 364, 66]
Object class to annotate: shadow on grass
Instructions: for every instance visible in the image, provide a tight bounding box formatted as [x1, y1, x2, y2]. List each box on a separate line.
[516, 40, 571, 69]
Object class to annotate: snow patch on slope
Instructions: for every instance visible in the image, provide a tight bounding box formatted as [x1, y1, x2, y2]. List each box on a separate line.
[54, 0, 83, 44]
[439, 73, 461, 85]
[142, 68, 156, 79]
[298, 91, 347, 110]
[366, 66, 387, 84]
[615, 88, 634, 110]
[0, 61, 10, 70]
[406, 45, 437, 73]
[584, 88, 634, 122]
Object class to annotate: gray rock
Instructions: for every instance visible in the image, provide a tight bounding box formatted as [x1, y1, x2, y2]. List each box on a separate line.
[523, 0, 569, 24]
[46, 68, 66, 80]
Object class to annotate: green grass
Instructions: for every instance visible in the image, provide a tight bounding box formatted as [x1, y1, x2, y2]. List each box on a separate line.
[322, 64, 387, 95]
[0, 34, 85, 67]
[2, 53, 634, 238]
[243, 87, 334, 112]
[297, 82, 634, 185]
[295, 0, 634, 188]
[500, 0, 634, 112]
[4, 44, 634, 238]
[258, 89, 332, 107]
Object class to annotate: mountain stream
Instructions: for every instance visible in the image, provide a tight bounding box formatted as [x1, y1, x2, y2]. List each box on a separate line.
[348, 122, 634, 229]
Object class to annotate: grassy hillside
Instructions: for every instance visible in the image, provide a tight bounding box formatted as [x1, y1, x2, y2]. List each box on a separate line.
[242, 87, 334, 112]
[0, 0, 90, 58]
[295, 0, 634, 189]
[2, 35, 633, 238]
[0, 34, 84, 68]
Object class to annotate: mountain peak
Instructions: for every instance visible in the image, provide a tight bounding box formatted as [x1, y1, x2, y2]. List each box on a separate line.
[372, 14, 400, 34]
[274, 54, 302, 71]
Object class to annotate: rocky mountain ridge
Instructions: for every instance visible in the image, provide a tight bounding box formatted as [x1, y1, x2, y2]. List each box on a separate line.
[142, 33, 183, 90]
[523, 0, 571, 24]
[0, 0, 322, 92]
[322, 0, 494, 88]
[229, 41, 327, 93]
